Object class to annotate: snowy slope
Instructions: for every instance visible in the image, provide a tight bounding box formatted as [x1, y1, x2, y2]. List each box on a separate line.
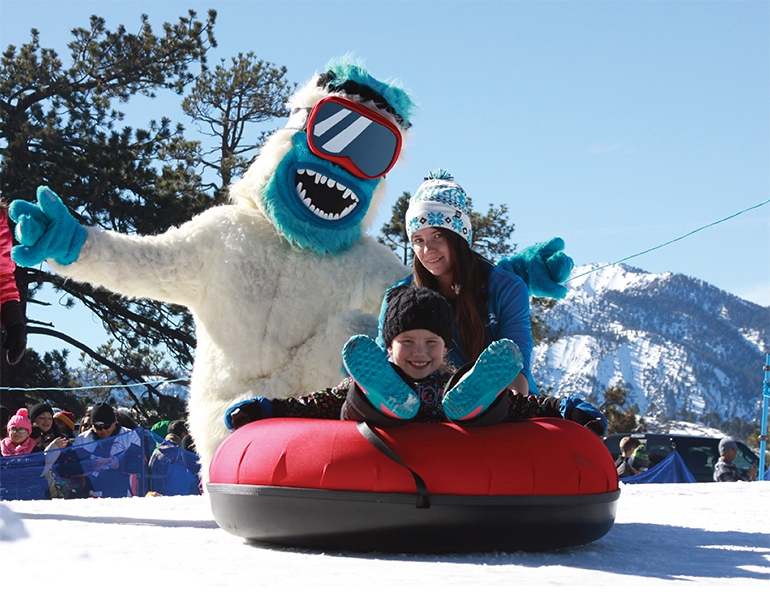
[2, 484, 768, 587]
[532, 264, 769, 426]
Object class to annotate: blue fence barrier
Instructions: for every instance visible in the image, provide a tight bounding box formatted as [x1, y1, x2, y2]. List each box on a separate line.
[0, 428, 201, 500]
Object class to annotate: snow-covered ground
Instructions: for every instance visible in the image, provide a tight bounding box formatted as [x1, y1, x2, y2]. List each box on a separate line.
[2, 482, 768, 587]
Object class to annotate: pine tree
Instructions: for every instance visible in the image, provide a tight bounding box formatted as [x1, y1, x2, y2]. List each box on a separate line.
[378, 192, 412, 265]
[0, 11, 293, 423]
[182, 52, 294, 199]
[601, 385, 645, 434]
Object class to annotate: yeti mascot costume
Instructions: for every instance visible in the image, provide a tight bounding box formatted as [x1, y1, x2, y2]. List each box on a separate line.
[10, 58, 572, 482]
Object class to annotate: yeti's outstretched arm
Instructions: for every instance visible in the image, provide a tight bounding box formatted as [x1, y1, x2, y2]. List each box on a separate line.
[10, 186, 207, 306]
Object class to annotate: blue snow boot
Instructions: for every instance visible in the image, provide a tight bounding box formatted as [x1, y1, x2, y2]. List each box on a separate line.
[442, 339, 523, 421]
[342, 335, 419, 419]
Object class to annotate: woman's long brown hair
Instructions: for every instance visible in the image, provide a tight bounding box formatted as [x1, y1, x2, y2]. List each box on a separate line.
[412, 230, 490, 362]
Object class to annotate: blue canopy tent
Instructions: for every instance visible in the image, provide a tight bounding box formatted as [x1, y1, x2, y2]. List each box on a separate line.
[621, 450, 696, 484]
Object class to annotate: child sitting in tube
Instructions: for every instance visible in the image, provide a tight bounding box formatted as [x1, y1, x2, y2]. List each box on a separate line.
[225, 285, 606, 433]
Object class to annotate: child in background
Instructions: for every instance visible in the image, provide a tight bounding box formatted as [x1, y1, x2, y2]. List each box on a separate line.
[226, 285, 607, 434]
[1, 408, 42, 456]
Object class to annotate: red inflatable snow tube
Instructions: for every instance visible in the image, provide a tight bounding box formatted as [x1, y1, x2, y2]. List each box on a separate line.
[207, 417, 619, 553]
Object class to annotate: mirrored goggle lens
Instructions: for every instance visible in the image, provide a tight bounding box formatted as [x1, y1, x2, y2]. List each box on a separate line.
[308, 99, 400, 178]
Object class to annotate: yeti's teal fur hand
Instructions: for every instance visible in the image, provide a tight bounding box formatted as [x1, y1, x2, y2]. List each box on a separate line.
[497, 237, 573, 299]
[9, 186, 87, 267]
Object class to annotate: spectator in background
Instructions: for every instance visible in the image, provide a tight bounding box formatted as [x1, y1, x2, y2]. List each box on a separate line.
[714, 437, 757, 482]
[30, 426, 42, 449]
[1, 408, 41, 456]
[53, 410, 77, 441]
[116, 408, 139, 429]
[627, 444, 650, 475]
[616, 436, 641, 478]
[29, 403, 66, 449]
[151, 419, 171, 441]
[71, 402, 144, 497]
[165, 420, 188, 445]
[180, 434, 196, 454]
[149, 419, 199, 495]
[78, 409, 92, 434]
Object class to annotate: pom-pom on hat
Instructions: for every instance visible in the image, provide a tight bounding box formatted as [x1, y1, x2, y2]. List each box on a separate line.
[405, 169, 473, 246]
[7, 408, 33, 433]
[382, 285, 453, 348]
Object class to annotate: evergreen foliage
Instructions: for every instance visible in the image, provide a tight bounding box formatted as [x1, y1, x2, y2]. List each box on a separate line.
[378, 191, 411, 265]
[0, 11, 294, 424]
[181, 52, 295, 199]
[601, 384, 645, 434]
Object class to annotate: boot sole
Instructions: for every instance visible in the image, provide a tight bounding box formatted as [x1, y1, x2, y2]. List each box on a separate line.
[342, 336, 419, 419]
[443, 339, 522, 421]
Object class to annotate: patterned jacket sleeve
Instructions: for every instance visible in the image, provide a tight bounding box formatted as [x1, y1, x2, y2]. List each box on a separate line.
[271, 378, 352, 419]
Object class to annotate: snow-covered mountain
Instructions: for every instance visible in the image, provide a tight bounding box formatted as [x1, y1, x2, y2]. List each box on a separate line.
[531, 264, 769, 427]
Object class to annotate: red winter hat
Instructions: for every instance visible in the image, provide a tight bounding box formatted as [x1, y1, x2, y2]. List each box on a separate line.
[7, 408, 33, 433]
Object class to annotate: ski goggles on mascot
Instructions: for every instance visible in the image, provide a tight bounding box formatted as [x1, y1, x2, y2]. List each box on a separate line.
[286, 96, 403, 179]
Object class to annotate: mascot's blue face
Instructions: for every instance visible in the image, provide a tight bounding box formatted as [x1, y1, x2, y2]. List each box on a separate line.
[259, 130, 382, 254]
[257, 63, 413, 255]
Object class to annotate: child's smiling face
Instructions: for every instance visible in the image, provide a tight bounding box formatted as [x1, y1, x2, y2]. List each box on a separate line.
[388, 329, 447, 380]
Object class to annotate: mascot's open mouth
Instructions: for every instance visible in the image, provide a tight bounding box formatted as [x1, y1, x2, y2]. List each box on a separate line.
[294, 168, 359, 221]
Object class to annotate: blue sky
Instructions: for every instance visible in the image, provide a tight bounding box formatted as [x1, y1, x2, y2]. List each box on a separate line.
[1, 0, 768, 361]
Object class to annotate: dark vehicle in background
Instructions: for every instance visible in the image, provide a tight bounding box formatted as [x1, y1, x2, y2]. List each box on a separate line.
[604, 433, 759, 482]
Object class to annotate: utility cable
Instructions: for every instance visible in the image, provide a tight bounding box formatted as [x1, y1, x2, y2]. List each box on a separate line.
[566, 198, 770, 282]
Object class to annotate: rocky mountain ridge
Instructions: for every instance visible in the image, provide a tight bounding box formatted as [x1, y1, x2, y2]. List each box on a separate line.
[531, 264, 769, 429]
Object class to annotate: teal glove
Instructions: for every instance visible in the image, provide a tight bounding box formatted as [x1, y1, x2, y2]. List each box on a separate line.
[9, 186, 87, 267]
[497, 237, 573, 299]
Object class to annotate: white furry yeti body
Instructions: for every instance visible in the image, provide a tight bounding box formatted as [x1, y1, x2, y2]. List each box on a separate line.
[47, 63, 412, 481]
[53, 204, 406, 482]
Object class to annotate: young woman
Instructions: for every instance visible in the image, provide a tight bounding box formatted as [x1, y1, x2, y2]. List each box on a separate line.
[377, 170, 534, 396]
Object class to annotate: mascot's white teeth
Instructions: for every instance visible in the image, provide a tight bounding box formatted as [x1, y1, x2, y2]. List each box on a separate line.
[295, 168, 359, 221]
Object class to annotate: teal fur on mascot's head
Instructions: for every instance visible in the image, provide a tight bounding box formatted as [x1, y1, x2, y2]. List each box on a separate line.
[230, 57, 415, 254]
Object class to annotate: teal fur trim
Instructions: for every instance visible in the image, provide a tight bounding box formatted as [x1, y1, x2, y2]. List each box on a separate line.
[324, 57, 415, 127]
[260, 134, 380, 254]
